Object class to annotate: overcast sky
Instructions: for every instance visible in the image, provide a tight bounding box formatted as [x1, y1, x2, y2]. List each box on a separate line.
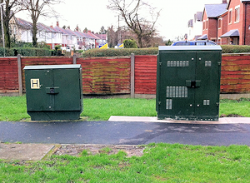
[16, 0, 223, 40]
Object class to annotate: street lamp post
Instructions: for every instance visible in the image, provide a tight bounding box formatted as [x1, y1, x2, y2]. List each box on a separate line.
[0, 2, 5, 57]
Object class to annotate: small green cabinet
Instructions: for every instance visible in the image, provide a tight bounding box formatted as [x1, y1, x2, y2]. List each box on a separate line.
[156, 46, 222, 121]
[24, 65, 83, 121]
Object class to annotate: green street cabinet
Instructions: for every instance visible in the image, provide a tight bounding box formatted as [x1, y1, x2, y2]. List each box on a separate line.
[156, 46, 222, 121]
[24, 65, 83, 121]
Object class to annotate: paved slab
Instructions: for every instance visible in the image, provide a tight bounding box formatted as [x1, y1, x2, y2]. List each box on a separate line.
[108, 116, 250, 124]
[0, 143, 54, 161]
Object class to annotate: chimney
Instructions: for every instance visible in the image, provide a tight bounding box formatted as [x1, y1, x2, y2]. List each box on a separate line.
[56, 21, 59, 27]
[222, 0, 227, 3]
[88, 30, 91, 33]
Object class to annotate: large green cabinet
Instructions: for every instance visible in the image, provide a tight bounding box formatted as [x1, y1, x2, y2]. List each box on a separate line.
[156, 46, 222, 121]
[24, 65, 83, 121]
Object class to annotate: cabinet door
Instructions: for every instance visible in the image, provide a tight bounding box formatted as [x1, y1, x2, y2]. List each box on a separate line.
[26, 69, 54, 111]
[158, 51, 196, 118]
[194, 51, 221, 118]
[53, 69, 81, 111]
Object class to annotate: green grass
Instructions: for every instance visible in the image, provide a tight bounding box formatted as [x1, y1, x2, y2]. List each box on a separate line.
[1, 143, 250, 182]
[82, 98, 156, 121]
[220, 98, 250, 117]
[0, 96, 30, 121]
[0, 96, 249, 121]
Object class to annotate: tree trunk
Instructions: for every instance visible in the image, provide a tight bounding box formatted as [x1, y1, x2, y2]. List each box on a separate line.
[4, 21, 10, 48]
[137, 34, 143, 48]
[32, 18, 38, 47]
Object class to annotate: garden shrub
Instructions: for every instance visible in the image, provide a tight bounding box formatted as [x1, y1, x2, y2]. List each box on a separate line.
[123, 39, 138, 48]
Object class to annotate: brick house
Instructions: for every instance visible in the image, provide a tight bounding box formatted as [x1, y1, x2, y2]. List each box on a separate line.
[200, 0, 250, 45]
[199, 1, 228, 43]
[221, 0, 250, 45]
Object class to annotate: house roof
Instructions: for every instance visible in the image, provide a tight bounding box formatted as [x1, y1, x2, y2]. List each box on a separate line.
[76, 31, 93, 39]
[196, 12, 203, 21]
[220, 29, 239, 37]
[62, 28, 77, 37]
[204, 4, 228, 18]
[15, 18, 32, 30]
[197, 34, 208, 40]
[95, 34, 107, 40]
[87, 31, 100, 40]
[54, 26, 70, 35]
[15, 17, 61, 33]
[37, 23, 59, 33]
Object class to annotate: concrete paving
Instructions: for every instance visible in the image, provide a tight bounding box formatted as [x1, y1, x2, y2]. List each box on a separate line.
[0, 143, 55, 161]
[108, 116, 250, 124]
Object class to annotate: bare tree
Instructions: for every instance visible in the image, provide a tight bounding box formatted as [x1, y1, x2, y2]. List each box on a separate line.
[21, 0, 62, 47]
[0, 0, 23, 48]
[108, 0, 160, 48]
[107, 25, 118, 48]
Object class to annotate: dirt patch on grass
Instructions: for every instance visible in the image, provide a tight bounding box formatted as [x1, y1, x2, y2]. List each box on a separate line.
[220, 114, 243, 117]
[54, 144, 145, 157]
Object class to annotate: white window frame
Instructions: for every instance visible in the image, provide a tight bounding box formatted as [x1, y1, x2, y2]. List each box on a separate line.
[229, 8, 233, 24]
[218, 18, 222, 29]
[235, 5, 240, 23]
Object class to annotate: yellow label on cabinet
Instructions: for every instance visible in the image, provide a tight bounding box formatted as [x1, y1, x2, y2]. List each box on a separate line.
[31, 79, 40, 89]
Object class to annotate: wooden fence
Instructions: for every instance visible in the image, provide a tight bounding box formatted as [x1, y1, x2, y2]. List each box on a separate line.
[1, 53, 250, 95]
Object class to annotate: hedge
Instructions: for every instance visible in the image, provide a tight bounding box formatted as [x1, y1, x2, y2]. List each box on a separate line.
[82, 45, 250, 57]
[220, 45, 250, 53]
[0, 47, 51, 57]
[82, 48, 158, 57]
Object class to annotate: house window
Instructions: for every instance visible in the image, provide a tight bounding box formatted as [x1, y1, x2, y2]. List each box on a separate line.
[229, 9, 232, 24]
[218, 18, 222, 29]
[235, 5, 240, 23]
[203, 21, 206, 30]
[206, 19, 208, 30]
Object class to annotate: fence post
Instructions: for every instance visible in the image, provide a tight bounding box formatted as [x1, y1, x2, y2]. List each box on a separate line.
[131, 53, 135, 98]
[17, 54, 22, 96]
[73, 54, 77, 64]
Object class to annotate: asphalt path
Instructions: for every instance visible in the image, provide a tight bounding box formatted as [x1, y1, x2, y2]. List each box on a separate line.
[1, 121, 250, 146]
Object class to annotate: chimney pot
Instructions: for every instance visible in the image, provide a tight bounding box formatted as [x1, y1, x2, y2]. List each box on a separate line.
[222, 0, 227, 3]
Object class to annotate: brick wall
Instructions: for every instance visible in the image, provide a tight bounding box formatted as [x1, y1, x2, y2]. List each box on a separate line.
[208, 18, 218, 40]
[227, 0, 243, 44]
[243, 3, 250, 45]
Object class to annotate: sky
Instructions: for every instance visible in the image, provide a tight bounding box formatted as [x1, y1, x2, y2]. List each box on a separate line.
[16, 0, 224, 40]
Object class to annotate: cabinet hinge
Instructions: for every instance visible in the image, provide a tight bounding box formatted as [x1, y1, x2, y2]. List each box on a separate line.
[158, 101, 161, 105]
[218, 62, 221, 66]
[159, 62, 162, 66]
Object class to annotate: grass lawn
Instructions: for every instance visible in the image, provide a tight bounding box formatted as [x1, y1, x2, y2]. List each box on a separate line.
[1, 143, 250, 182]
[0, 95, 249, 121]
